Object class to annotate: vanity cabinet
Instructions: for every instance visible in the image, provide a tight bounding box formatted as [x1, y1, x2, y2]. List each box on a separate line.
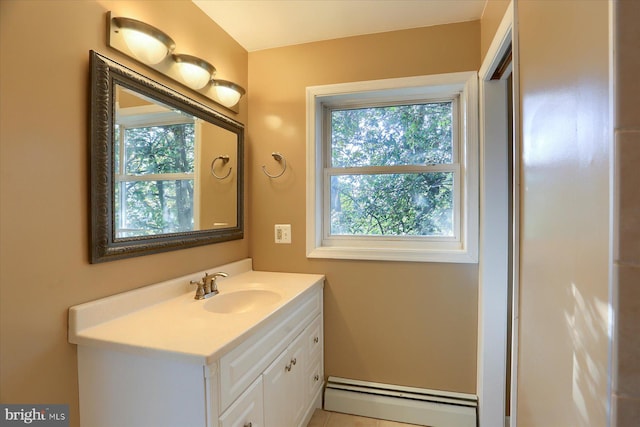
[72, 267, 324, 427]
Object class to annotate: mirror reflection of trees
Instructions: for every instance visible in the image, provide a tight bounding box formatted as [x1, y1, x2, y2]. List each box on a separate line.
[329, 102, 455, 237]
[115, 123, 195, 237]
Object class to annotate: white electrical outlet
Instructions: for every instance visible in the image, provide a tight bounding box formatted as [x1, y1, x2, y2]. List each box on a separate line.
[274, 224, 292, 244]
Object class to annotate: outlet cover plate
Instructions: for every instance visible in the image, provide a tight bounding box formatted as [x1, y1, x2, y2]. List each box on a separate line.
[274, 224, 291, 244]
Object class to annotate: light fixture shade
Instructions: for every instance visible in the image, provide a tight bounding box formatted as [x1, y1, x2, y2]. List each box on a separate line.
[113, 17, 175, 65]
[212, 80, 246, 108]
[173, 54, 216, 90]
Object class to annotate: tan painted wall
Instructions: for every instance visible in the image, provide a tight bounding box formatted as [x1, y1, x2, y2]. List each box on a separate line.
[197, 123, 239, 229]
[0, 1, 248, 425]
[516, 1, 610, 425]
[480, 0, 511, 62]
[248, 22, 480, 393]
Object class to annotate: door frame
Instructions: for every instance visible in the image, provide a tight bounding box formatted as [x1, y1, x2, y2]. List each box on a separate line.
[476, 2, 520, 426]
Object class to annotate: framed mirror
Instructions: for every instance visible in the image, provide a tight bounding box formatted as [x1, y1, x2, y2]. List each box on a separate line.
[90, 51, 243, 263]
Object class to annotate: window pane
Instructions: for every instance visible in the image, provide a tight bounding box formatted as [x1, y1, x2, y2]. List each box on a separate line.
[115, 179, 194, 238]
[329, 173, 454, 237]
[331, 102, 453, 167]
[124, 124, 195, 174]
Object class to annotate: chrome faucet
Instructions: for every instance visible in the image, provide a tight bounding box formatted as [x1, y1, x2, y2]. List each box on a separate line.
[190, 272, 228, 300]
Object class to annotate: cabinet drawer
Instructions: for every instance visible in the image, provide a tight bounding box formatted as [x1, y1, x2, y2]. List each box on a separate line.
[220, 288, 321, 411]
[306, 358, 323, 404]
[219, 376, 264, 427]
[305, 315, 322, 364]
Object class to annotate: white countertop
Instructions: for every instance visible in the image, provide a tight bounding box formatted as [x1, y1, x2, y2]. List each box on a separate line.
[69, 259, 324, 365]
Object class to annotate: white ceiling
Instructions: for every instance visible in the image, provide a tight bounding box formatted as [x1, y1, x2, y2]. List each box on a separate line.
[193, 0, 487, 52]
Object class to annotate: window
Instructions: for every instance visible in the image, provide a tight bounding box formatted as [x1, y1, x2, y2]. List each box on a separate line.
[115, 105, 197, 238]
[306, 72, 478, 263]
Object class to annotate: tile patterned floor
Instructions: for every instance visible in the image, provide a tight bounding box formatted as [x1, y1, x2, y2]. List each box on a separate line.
[307, 409, 424, 427]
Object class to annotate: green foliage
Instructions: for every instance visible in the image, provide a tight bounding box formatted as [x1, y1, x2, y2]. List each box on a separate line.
[123, 124, 195, 175]
[118, 180, 194, 237]
[331, 102, 453, 167]
[330, 103, 455, 237]
[115, 123, 195, 237]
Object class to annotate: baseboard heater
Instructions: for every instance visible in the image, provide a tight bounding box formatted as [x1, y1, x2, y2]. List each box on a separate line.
[324, 376, 477, 427]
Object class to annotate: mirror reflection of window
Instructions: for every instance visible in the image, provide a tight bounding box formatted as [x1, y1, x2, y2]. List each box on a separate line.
[115, 87, 197, 238]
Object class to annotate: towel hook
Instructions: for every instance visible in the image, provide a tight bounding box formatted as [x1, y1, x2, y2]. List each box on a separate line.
[211, 155, 232, 180]
[262, 152, 287, 179]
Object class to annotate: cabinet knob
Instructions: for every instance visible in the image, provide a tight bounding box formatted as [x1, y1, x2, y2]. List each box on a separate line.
[291, 357, 297, 366]
[314, 374, 320, 381]
[314, 336, 319, 343]
[285, 363, 292, 372]
[244, 423, 252, 427]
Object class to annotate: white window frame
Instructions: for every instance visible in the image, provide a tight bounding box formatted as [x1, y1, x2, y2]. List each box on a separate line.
[306, 72, 478, 263]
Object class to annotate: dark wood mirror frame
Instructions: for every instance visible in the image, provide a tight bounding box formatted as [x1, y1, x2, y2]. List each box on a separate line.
[89, 51, 244, 263]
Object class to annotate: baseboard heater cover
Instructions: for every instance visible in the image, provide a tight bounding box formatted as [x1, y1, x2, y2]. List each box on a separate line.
[324, 376, 477, 427]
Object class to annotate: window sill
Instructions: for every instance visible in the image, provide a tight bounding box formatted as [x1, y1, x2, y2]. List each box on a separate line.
[306, 245, 478, 264]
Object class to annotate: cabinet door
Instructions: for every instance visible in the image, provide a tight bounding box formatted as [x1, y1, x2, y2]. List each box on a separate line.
[262, 346, 291, 427]
[263, 332, 306, 427]
[219, 376, 264, 427]
[289, 333, 307, 427]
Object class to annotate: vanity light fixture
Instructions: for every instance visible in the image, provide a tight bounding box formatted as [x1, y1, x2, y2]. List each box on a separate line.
[111, 16, 175, 65]
[173, 54, 216, 90]
[211, 80, 246, 108]
[108, 12, 246, 111]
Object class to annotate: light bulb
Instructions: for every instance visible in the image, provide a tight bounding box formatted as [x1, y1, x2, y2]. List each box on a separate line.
[214, 86, 241, 107]
[121, 28, 171, 65]
[173, 55, 215, 90]
[112, 17, 175, 65]
[212, 80, 245, 108]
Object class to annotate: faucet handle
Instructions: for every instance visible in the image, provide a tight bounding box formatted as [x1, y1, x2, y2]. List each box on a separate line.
[189, 280, 206, 300]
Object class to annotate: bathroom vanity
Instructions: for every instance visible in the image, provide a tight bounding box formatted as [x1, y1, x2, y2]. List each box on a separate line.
[69, 259, 324, 427]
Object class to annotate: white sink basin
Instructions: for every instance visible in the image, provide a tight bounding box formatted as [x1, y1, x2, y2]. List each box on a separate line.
[68, 260, 325, 365]
[204, 289, 281, 314]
